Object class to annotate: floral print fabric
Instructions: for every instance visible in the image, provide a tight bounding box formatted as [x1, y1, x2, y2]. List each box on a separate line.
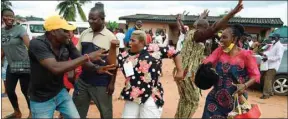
[202, 47, 260, 118]
[118, 44, 178, 107]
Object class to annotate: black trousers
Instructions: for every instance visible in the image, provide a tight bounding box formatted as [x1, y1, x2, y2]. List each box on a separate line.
[6, 65, 30, 110]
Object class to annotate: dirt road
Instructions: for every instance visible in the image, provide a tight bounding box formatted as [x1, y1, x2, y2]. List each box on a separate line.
[1, 59, 287, 118]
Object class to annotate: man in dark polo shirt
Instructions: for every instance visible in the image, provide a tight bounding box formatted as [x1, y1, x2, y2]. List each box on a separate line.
[28, 15, 116, 118]
[73, 3, 119, 118]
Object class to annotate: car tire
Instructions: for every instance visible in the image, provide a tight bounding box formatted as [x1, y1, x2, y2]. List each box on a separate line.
[273, 75, 288, 96]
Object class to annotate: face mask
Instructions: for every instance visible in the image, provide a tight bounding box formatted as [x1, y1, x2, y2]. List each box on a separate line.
[135, 25, 141, 30]
[271, 40, 276, 44]
[223, 43, 235, 53]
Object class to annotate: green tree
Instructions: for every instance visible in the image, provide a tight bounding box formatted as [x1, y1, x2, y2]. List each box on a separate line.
[56, 0, 90, 22]
[107, 21, 119, 31]
[1, 0, 12, 10]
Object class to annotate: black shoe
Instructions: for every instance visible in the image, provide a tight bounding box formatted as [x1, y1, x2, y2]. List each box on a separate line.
[260, 95, 270, 99]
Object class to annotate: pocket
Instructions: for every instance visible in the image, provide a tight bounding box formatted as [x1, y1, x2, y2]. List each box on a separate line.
[30, 99, 54, 113]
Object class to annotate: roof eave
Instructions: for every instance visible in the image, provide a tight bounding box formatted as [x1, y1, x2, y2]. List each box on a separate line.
[120, 18, 283, 28]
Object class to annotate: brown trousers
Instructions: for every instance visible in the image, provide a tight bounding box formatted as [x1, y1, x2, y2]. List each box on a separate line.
[262, 69, 276, 96]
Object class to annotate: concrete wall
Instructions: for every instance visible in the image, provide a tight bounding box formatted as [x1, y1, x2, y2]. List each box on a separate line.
[127, 22, 170, 34]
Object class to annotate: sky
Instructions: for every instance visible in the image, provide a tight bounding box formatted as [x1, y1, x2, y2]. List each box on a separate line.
[10, 1, 288, 25]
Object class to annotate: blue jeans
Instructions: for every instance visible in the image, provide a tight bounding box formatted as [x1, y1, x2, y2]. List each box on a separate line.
[30, 88, 80, 118]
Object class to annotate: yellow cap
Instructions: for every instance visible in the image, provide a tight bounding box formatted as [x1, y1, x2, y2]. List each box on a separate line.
[44, 15, 76, 31]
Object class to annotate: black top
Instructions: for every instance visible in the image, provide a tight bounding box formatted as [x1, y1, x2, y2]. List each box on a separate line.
[28, 35, 80, 102]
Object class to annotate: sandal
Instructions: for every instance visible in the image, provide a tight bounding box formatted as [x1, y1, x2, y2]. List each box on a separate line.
[4, 112, 22, 119]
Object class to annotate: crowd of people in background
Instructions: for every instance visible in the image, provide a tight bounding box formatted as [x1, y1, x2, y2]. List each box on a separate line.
[1, 0, 286, 118]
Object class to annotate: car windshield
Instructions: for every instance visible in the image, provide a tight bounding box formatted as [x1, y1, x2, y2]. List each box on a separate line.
[30, 24, 45, 33]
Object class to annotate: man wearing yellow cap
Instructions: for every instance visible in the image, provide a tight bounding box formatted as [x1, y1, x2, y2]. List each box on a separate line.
[28, 15, 117, 118]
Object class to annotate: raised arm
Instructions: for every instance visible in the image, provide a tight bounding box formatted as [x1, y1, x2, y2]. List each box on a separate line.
[107, 40, 119, 65]
[194, 0, 243, 42]
[176, 14, 187, 34]
[211, 0, 243, 32]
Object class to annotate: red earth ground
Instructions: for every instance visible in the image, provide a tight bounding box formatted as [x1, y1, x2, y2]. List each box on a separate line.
[1, 59, 287, 118]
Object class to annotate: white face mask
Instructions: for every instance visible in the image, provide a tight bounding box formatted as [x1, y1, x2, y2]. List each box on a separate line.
[271, 40, 276, 44]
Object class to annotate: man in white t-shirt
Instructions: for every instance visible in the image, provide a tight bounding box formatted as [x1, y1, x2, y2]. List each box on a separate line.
[116, 28, 126, 52]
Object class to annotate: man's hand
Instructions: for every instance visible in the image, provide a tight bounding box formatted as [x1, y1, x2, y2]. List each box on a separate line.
[88, 49, 108, 62]
[200, 9, 209, 19]
[174, 69, 184, 81]
[111, 40, 120, 49]
[97, 64, 117, 75]
[231, 0, 243, 14]
[106, 83, 115, 95]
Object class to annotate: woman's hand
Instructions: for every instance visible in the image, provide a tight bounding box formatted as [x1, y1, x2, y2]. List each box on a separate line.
[233, 83, 246, 95]
[231, 0, 243, 14]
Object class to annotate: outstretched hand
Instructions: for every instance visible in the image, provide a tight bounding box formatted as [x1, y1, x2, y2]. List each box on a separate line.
[231, 0, 243, 14]
[89, 49, 108, 62]
[97, 64, 117, 75]
[200, 9, 209, 19]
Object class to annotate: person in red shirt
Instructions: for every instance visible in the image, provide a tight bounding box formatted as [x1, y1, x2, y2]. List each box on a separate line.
[145, 30, 152, 44]
[59, 28, 82, 119]
[63, 29, 82, 92]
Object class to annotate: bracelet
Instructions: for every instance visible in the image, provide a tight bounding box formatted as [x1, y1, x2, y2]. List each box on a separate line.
[84, 54, 91, 62]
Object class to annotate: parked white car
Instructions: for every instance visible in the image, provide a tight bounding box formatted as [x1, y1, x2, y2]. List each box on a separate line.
[20, 21, 89, 40]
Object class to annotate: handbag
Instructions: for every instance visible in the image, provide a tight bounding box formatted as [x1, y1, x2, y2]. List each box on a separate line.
[228, 94, 261, 119]
[194, 63, 219, 90]
[9, 60, 30, 74]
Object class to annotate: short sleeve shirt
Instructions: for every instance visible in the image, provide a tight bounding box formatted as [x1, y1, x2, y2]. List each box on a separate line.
[28, 35, 81, 102]
[1, 25, 29, 64]
[77, 27, 118, 86]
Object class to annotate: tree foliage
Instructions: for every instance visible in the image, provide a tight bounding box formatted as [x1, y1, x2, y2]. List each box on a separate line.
[1, 0, 12, 10]
[56, 0, 90, 21]
[107, 21, 119, 31]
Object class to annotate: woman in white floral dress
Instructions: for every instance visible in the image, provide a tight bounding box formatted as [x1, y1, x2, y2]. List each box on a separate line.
[117, 30, 184, 118]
